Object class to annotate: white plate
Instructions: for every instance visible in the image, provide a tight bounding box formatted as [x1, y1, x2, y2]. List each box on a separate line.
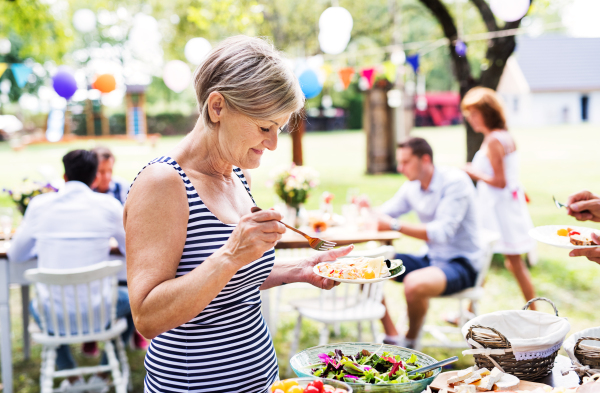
[312, 259, 406, 284]
[529, 225, 600, 249]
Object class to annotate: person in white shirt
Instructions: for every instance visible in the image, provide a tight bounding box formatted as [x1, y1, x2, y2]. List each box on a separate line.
[91, 146, 130, 205]
[377, 137, 481, 348]
[8, 150, 134, 378]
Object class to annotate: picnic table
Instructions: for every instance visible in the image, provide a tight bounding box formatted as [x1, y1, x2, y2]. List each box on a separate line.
[275, 228, 401, 249]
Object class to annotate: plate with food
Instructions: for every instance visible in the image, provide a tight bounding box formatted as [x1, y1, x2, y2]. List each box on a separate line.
[429, 366, 552, 392]
[313, 256, 405, 284]
[529, 225, 600, 249]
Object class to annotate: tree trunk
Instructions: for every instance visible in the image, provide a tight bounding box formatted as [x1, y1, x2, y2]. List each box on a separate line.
[418, 0, 530, 162]
[291, 109, 305, 166]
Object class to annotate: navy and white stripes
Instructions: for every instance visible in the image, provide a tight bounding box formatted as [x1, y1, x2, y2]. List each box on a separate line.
[134, 157, 278, 392]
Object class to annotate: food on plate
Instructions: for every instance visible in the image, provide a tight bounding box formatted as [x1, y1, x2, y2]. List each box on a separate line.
[316, 257, 403, 280]
[270, 379, 348, 393]
[570, 234, 594, 246]
[447, 366, 520, 392]
[556, 228, 570, 237]
[510, 388, 577, 393]
[308, 348, 433, 384]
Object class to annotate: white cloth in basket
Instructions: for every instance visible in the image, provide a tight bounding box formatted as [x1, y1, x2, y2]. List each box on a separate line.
[564, 327, 600, 376]
[462, 310, 570, 361]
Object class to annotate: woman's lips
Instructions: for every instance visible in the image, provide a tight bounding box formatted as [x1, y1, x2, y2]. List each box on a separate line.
[251, 148, 264, 155]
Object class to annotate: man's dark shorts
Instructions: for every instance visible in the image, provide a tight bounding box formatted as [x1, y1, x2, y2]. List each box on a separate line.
[393, 253, 477, 295]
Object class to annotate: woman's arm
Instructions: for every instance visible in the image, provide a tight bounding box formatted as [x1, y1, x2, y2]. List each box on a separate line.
[260, 245, 353, 290]
[125, 164, 285, 339]
[464, 138, 507, 188]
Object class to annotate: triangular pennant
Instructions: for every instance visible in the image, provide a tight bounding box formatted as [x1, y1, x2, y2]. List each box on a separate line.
[361, 67, 376, 89]
[383, 61, 397, 83]
[0, 63, 7, 79]
[338, 67, 354, 89]
[11, 64, 33, 88]
[406, 54, 420, 74]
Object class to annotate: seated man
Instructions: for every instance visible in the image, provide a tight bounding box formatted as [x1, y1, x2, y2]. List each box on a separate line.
[91, 146, 130, 205]
[8, 150, 134, 387]
[377, 137, 481, 348]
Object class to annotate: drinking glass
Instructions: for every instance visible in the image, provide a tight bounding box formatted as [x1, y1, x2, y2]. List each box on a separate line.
[0, 207, 14, 239]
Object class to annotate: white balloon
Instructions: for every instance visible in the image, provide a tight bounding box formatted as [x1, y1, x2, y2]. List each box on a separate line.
[319, 7, 353, 33]
[318, 6, 353, 55]
[73, 9, 97, 33]
[318, 30, 351, 55]
[0, 38, 11, 55]
[490, 0, 530, 22]
[163, 60, 191, 93]
[184, 37, 212, 65]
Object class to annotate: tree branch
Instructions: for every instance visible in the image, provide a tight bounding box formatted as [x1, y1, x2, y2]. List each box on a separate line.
[470, 0, 498, 32]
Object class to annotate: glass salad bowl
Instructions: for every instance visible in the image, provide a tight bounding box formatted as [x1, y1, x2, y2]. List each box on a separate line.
[289, 342, 441, 393]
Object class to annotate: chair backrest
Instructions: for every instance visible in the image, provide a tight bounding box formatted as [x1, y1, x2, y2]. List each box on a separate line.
[475, 229, 500, 288]
[24, 260, 123, 338]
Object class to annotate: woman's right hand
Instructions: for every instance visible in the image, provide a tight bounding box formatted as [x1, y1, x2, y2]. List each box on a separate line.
[222, 209, 286, 267]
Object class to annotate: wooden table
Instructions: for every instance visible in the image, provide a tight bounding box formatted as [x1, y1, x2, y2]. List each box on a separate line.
[275, 228, 401, 249]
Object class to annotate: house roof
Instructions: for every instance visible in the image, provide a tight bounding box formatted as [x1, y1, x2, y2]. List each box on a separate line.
[515, 35, 600, 92]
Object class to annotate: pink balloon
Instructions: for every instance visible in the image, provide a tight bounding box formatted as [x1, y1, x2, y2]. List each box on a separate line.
[163, 60, 191, 93]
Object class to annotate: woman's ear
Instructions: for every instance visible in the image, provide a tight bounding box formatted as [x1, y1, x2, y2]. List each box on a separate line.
[207, 92, 225, 123]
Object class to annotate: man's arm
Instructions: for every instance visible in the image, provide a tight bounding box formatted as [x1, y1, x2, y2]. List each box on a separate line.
[109, 200, 126, 255]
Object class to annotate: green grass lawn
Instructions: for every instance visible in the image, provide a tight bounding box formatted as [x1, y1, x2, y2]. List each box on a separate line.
[2, 123, 600, 391]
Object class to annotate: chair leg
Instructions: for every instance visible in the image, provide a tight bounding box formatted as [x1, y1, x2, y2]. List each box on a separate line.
[288, 314, 302, 377]
[105, 341, 126, 393]
[471, 299, 479, 317]
[116, 337, 132, 391]
[333, 322, 341, 337]
[41, 346, 56, 393]
[357, 322, 362, 342]
[369, 320, 377, 342]
[318, 324, 329, 346]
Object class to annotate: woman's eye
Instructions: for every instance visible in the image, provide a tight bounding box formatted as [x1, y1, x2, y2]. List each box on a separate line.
[260, 127, 270, 132]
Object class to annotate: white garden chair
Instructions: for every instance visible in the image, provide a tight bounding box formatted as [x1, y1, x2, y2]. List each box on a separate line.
[286, 245, 396, 370]
[25, 260, 130, 393]
[419, 229, 500, 349]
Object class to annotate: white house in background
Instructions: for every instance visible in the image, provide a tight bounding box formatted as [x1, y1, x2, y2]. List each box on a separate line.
[497, 35, 600, 127]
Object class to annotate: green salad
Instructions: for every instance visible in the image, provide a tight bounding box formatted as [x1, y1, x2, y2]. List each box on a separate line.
[309, 348, 433, 384]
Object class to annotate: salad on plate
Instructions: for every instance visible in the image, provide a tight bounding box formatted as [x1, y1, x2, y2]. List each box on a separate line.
[308, 348, 433, 384]
[314, 256, 404, 281]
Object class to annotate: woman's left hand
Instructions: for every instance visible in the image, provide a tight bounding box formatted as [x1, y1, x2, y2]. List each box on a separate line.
[298, 245, 354, 290]
[463, 163, 478, 180]
[569, 233, 600, 263]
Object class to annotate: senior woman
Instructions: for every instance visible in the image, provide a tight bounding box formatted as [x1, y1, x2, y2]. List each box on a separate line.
[124, 36, 352, 392]
[461, 87, 537, 308]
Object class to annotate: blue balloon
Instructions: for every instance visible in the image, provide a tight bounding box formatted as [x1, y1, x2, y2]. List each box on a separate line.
[298, 69, 322, 99]
[455, 40, 467, 57]
[52, 69, 78, 99]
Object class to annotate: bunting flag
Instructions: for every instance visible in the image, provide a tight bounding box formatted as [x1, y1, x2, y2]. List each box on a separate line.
[0, 63, 7, 79]
[10, 64, 33, 88]
[361, 67, 376, 89]
[383, 61, 397, 83]
[338, 67, 354, 89]
[406, 54, 420, 74]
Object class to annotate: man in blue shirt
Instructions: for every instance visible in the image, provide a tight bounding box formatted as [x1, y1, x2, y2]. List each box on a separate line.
[377, 137, 481, 348]
[91, 146, 130, 205]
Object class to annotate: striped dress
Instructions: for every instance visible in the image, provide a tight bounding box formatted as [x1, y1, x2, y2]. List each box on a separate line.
[133, 157, 278, 392]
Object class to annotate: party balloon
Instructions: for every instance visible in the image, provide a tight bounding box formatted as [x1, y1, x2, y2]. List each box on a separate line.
[319, 7, 353, 33]
[0, 38, 11, 55]
[490, 0, 530, 22]
[52, 68, 78, 99]
[298, 69, 322, 99]
[73, 9, 97, 33]
[185, 37, 212, 65]
[92, 74, 116, 93]
[455, 40, 467, 57]
[318, 6, 353, 55]
[163, 60, 191, 93]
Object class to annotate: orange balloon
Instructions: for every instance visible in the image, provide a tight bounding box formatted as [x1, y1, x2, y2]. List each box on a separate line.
[93, 74, 116, 93]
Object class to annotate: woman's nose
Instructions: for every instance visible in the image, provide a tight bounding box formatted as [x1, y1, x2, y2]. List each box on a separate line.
[263, 131, 278, 151]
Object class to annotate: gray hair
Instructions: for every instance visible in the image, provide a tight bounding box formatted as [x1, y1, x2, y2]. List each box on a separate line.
[193, 35, 305, 129]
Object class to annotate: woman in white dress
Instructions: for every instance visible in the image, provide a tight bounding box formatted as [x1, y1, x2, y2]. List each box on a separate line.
[461, 87, 537, 308]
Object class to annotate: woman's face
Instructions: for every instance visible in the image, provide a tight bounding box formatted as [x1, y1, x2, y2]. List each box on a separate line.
[464, 107, 488, 133]
[217, 106, 291, 170]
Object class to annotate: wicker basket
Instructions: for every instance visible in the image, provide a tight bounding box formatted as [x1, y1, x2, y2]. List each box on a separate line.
[575, 337, 600, 371]
[465, 297, 560, 381]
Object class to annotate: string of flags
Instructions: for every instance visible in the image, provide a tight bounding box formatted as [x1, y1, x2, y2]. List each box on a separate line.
[0, 63, 34, 89]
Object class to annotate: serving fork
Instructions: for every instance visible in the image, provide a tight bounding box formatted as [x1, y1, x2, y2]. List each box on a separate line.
[251, 206, 336, 251]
